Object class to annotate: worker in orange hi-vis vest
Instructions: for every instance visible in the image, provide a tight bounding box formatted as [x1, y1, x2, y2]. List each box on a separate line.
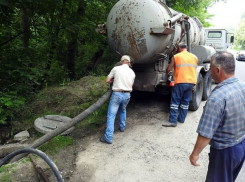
[162, 42, 198, 127]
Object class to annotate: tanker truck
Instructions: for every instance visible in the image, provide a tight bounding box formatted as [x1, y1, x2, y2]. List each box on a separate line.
[97, 0, 216, 111]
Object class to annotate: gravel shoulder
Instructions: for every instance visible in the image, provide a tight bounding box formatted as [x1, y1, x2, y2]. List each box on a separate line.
[69, 88, 245, 182]
[66, 93, 189, 181]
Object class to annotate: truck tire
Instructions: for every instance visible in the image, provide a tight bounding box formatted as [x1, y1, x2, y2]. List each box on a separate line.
[202, 70, 212, 101]
[189, 73, 203, 111]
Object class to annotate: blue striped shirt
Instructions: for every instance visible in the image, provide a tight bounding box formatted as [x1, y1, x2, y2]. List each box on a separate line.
[197, 77, 245, 149]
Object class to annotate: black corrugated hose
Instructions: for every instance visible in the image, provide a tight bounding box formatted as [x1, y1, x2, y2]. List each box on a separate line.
[0, 147, 64, 182]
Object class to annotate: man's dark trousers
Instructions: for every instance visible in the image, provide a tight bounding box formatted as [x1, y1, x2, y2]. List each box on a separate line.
[205, 137, 245, 182]
[169, 83, 194, 124]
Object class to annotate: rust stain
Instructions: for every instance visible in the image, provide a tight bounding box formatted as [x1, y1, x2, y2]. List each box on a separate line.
[127, 30, 140, 60]
[115, 17, 119, 24]
[109, 1, 149, 63]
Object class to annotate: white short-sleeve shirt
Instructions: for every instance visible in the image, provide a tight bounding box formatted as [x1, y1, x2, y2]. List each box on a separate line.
[108, 64, 135, 91]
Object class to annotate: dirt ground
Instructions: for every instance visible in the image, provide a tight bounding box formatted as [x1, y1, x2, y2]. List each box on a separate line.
[1, 85, 244, 182]
[67, 94, 206, 182]
[68, 90, 245, 182]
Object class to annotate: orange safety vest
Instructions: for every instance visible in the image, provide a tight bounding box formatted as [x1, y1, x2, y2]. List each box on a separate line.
[174, 51, 198, 84]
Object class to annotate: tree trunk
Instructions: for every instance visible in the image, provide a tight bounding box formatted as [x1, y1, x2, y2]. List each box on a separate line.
[66, 1, 86, 80]
[86, 47, 104, 74]
[21, 6, 30, 48]
[66, 34, 77, 79]
[36, 0, 67, 90]
[45, 0, 67, 71]
[9, 89, 112, 163]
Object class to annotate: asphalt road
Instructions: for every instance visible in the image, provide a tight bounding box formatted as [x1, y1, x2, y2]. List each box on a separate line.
[235, 56, 245, 82]
[228, 48, 245, 82]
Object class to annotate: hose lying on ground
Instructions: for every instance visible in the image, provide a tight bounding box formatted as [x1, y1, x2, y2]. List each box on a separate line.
[0, 147, 64, 182]
[10, 89, 112, 163]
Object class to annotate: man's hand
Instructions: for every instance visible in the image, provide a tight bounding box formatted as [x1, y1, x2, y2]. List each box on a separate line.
[189, 153, 200, 166]
[109, 78, 114, 84]
[189, 134, 211, 167]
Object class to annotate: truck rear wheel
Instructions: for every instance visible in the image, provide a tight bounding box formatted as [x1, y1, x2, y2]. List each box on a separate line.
[189, 73, 203, 111]
[202, 71, 212, 101]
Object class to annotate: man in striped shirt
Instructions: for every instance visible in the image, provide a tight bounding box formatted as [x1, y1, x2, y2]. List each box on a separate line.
[189, 52, 245, 182]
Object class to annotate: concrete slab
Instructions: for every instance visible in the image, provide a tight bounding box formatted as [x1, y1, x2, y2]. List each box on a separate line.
[34, 115, 74, 135]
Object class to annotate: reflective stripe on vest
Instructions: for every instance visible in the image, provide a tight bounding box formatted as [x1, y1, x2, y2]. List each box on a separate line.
[176, 64, 197, 68]
[174, 51, 197, 84]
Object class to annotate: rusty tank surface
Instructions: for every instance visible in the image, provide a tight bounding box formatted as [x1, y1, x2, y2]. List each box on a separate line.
[106, 0, 205, 65]
[98, 0, 216, 111]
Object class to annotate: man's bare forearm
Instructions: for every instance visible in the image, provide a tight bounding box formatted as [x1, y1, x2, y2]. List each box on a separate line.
[105, 77, 114, 84]
[193, 134, 210, 155]
[189, 134, 211, 166]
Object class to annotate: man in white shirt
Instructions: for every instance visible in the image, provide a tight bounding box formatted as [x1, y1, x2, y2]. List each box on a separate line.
[100, 55, 135, 144]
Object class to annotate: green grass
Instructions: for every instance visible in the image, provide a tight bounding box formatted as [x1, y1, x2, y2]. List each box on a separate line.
[39, 135, 73, 155]
[76, 101, 108, 130]
[0, 164, 16, 182]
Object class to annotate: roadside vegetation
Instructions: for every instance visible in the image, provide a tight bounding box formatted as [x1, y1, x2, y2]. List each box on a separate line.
[234, 12, 245, 50]
[0, 0, 237, 145]
[0, 163, 17, 182]
[0, 76, 109, 181]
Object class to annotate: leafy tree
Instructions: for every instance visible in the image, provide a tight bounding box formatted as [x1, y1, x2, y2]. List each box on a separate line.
[165, 0, 226, 27]
[0, 92, 25, 124]
[0, 0, 117, 124]
[235, 19, 245, 49]
[166, 0, 216, 27]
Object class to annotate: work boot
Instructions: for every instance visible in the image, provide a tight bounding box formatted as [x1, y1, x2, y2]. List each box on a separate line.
[119, 128, 124, 132]
[178, 120, 184, 123]
[99, 137, 112, 144]
[162, 121, 177, 127]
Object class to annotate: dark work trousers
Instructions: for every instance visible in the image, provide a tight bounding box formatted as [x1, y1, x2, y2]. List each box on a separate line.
[206, 137, 245, 182]
[169, 83, 194, 124]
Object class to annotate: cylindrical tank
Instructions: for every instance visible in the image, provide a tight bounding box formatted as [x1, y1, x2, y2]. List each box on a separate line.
[106, 0, 204, 64]
[189, 18, 201, 47]
[106, 0, 172, 64]
[192, 45, 216, 64]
